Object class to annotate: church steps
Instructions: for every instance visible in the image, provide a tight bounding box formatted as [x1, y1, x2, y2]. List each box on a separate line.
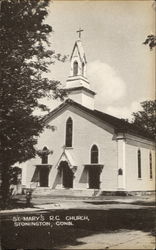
[32, 188, 98, 197]
[26, 187, 155, 198]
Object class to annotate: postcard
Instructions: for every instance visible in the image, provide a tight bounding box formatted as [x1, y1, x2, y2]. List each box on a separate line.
[0, 0, 155, 249]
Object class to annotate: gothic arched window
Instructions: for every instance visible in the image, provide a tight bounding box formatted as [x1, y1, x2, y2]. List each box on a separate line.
[138, 149, 141, 178]
[149, 152, 152, 179]
[91, 145, 99, 164]
[65, 117, 73, 147]
[42, 146, 48, 164]
[73, 61, 78, 76]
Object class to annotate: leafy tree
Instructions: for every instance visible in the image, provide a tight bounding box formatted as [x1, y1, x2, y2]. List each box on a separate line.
[143, 34, 156, 50]
[131, 100, 156, 138]
[9, 167, 21, 185]
[0, 0, 66, 208]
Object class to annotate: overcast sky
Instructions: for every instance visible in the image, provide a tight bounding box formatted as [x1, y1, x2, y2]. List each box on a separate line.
[42, 0, 155, 120]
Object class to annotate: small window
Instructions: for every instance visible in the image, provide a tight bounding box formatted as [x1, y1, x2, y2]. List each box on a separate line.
[118, 168, 123, 175]
[65, 117, 73, 147]
[73, 61, 78, 76]
[42, 146, 48, 164]
[91, 145, 99, 164]
[149, 152, 152, 179]
[82, 62, 85, 76]
[138, 149, 141, 178]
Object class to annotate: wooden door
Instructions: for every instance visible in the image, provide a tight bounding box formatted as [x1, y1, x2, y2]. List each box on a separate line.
[62, 162, 73, 188]
[40, 167, 49, 187]
[89, 167, 100, 189]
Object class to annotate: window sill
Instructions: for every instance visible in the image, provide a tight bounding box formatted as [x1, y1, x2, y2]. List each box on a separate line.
[137, 178, 142, 180]
[65, 147, 73, 149]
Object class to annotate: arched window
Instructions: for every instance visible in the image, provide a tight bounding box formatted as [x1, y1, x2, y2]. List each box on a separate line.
[65, 118, 73, 147]
[138, 149, 141, 178]
[149, 152, 152, 179]
[82, 62, 85, 76]
[73, 61, 78, 76]
[42, 146, 48, 164]
[91, 145, 99, 164]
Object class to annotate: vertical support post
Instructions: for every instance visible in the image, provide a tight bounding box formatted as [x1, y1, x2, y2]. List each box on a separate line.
[117, 139, 126, 190]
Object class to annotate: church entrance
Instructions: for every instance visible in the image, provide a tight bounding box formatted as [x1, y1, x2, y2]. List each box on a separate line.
[60, 161, 73, 188]
[88, 166, 100, 189]
[39, 167, 49, 187]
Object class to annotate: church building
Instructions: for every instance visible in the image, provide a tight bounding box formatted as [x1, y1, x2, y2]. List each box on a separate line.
[21, 35, 155, 196]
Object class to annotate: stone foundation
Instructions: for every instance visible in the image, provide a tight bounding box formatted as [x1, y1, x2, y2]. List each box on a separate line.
[99, 190, 155, 197]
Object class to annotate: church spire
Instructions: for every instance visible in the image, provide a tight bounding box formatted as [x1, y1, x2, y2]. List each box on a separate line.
[69, 38, 87, 79]
[64, 32, 96, 110]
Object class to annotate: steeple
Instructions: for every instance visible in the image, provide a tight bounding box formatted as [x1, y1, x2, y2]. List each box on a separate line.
[64, 32, 96, 110]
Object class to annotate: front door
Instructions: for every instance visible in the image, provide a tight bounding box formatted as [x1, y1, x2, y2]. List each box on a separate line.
[62, 161, 73, 188]
[40, 167, 49, 187]
[89, 166, 100, 189]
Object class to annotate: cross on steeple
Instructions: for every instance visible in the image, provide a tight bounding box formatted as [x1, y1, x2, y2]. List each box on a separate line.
[77, 28, 84, 39]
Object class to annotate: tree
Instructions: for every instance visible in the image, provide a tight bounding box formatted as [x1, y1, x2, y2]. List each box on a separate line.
[143, 34, 156, 50]
[131, 100, 156, 138]
[9, 167, 21, 186]
[0, 0, 66, 208]
[9, 166, 22, 196]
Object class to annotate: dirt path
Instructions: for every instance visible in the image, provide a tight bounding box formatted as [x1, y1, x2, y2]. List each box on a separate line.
[60, 230, 155, 250]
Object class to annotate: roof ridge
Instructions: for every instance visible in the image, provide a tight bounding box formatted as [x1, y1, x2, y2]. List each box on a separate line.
[43, 99, 154, 141]
[94, 109, 124, 122]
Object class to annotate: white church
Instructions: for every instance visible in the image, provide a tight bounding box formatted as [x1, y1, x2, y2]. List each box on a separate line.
[21, 35, 155, 196]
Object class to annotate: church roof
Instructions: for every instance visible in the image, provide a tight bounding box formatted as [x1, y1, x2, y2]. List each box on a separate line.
[44, 99, 154, 141]
[70, 40, 87, 63]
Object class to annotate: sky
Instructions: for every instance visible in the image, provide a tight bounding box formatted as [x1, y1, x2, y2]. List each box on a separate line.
[41, 0, 155, 120]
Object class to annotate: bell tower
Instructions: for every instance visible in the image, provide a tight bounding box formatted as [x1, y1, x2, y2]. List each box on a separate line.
[64, 29, 96, 110]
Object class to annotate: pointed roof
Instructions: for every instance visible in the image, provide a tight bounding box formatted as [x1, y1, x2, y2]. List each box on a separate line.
[43, 99, 154, 141]
[70, 40, 87, 63]
[56, 150, 77, 169]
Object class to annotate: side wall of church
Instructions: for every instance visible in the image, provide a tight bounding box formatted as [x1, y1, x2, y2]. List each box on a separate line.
[125, 136, 155, 191]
